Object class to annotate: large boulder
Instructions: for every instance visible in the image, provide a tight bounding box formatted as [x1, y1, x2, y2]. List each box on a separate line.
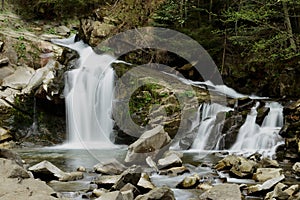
[253, 168, 283, 182]
[94, 159, 126, 175]
[157, 152, 182, 170]
[0, 158, 30, 178]
[124, 125, 171, 163]
[111, 165, 142, 191]
[247, 174, 285, 194]
[2, 66, 35, 90]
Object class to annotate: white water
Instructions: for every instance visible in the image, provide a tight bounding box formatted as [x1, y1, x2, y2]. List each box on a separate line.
[52, 35, 117, 149]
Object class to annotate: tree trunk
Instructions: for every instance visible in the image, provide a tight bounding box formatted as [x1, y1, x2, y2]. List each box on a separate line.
[283, 1, 297, 51]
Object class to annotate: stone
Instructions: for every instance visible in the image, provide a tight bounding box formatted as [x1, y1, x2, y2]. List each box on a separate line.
[28, 160, 66, 181]
[214, 155, 240, 171]
[177, 174, 200, 189]
[0, 66, 15, 81]
[0, 177, 58, 200]
[247, 174, 285, 194]
[145, 156, 158, 172]
[292, 162, 300, 174]
[77, 166, 86, 172]
[121, 190, 134, 200]
[157, 152, 182, 169]
[40, 34, 63, 41]
[94, 159, 126, 175]
[137, 173, 155, 191]
[0, 158, 30, 178]
[199, 184, 242, 200]
[197, 183, 213, 191]
[0, 127, 12, 142]
[120, 183, 140, 197]
[59, 171, 84, 181]
[0, 41, 4, 52]
[111, 165, 142, 190]
[0, 57, 9, 66]
[259, 158, 279, 168]
[2, 66, 35, 90]
[93, 188, 109, 197]
[284, 184, 299, 196]
[253, 168, 283, 182]
[48, 180, 96, 192]
[92, 175, 121, 189]
[0, 148, 23, 166]
[95, 191, 123, 200]
[125, 125, 171, 163]
[56, 25, 70, 36]
[230, 157, 257, 178]
[159, 166, 190, 176]
[135, 186, 175, 200]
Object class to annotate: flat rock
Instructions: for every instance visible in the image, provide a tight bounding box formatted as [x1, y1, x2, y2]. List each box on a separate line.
[94, 159, 126, 175]
[48, 180, 96, 192]
[137, 173, 155, 191]
[95, 191, 123, 200]
[111, 165, 142, 190]
[253, 168, 283, 182]
[159, 166, 190, 176]
[28, 160, 66, 181]
[92, 175, 121, 189]
[157, 152, 182, 169]
[59, 171, 84, 182]
[199, 184, 242, 200]
[135, 186, 175, 200]
[0, 66, 15, 81]
[247, 174, 285, 194]
[2, 66, 35, 90]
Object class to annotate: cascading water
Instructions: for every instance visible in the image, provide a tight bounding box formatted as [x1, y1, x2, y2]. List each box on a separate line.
[52, 35, 116, 149]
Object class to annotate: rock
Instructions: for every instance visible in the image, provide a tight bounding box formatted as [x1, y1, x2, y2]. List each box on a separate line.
[111, 165, 142, 190]
[0, 66, 15, 81]
[265, 182, 290, 200]
[92, 175, 121, 189]
[0, 158, 30, 178]
[0, 177, 58, 200]
[0, 57, 9, 66]
[120, 183, 140, 197]
[137, 173, 155, 192]
[93, 188, 109, 197]
[247, 174, 285, 194]
[145, 156, 158, 172]
[259, 157, 279, 168]
[157, 152, 182, 169]
[177, 174, 200, 189]
[77, 166, 86, 172]
[230, 157, 257, 178]
[0, 127, 12, 142]
[28, 160, 66, 181]
[48, 180, 96, 192]
[0, 148, 23, 166]
[197, 183, 213, 191]
[284, 184, 299, 196]
[159, 166, 190, 176]
[135, 186, 175, 200]
[214, 155, 240, 171]
[253, 168, 283, 182]
[94, 159, 126, 175]
[95, 191, 123, 200]
[39, 33, 63, 41]
[125, 125, 171, 163]
[2, 66, 35, 90]
[121, 190, 134, 200]
[56, 25, 70, 36]
[59, 171, 84, 182]
[199, 184, 242, 200]
[292, 162, 300, 175]
[0, 141, 16, 149]
[0, 41, 3, 52]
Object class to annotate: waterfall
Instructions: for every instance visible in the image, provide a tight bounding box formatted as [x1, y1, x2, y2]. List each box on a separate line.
[52, 35, 116, 149]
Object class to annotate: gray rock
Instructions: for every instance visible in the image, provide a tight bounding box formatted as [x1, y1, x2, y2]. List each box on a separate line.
[0, 158, 30, 178]
[135, 186, 175, 200]
[2, 66, 35, 90]
[292, 162, 300, 174]
[111, 165, 142, 190]
[230, 157, 257, 178]
[0, 149, 23, 166]
[137, 173, 155, 191]
[0, 57, 9, 66]
[59, 171, 84, 181]
[94, 159, 126, 175]
[0, 66, 14, 81]
[121, 190, 134, 200]
[145, 156, 158, 172]
[28, 160, 66, 181]
[265, 182, 289, 200]
[95, 191, 123, 200]
[125, 125, 171, 163]
[253, 168, 283, 182]
[77, 166, 86, 172]
[199, 184, 242, 200]
[40, 33, 63, 41]
[56, 26, 70, 36]
[48, 180, 96, 192]
[120, 183, 140, 197]
[157, 152, 182, 169]
[259, 157, 279, 168]
[247, 174, 285, 194]
[92, 175, 121, 189]
[159, 166, 190, 176]
[177, 174, 200, 189]
[93, 188, 109, 197]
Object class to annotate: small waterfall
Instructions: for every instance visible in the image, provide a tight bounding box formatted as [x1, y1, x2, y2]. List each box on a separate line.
[53, 35, 116, 149]
[191, 103, 232, 150]
[230, 102, 284, 152]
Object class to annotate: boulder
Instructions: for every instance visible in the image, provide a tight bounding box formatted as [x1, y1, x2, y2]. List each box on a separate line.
[2, 66, 35, 90]
[177, 174, 200, 189]
[59, 171, 84, 182]
[94, 159, 126, 175]
[28, 160, 66, 181]
[0, 148, 23, 166]
[0, 158, 30, 178]
[111, 165, 142, 191]
[93, 188, 109, 197]
[137, 173, 155, 192]
[121, 190, 134, 200]
[247, 174, 285, 194]
[135, 186, 175, 200]
[55, 25, 70, 36]
[292, 162, 300, 175]
[0, 57, 9, 66]
[214, 155, 240, 171]
[92, 175, 121, 189]
[95, 191, 123, 200]
[265, 182, 290, 200]
[253, 168, 283, 182]
[230, 157, 257, 178]
[259, 157, 279, 168]
[157, 152, 182, 169]
[0, 66, 14, 81]
[159, 166, 190, 176]
[125, 125, 171, 163]
[120, 183, 140, 197]
[199, 184, 242, 200]
[0, 127, 12, 143]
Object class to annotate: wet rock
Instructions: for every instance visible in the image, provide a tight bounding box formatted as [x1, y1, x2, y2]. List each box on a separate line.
[59, 171, 84, 182]
[92, 175, 121, 189]
[135, 186, 175, 200]
[0, 127, 12, 143]
[28, 160, 66, 181]
[0, 57, 9, 66]
[199, 183, 242, 200]
[77, 166, 86, 172]
[157, 152, 182, 169]
[292, 162, 300, 175]
[125, 125, 171, 163]
[177, 174, 200, 189]
[230, 157, 257, 178]
[48, 180, 96, 192]
[120, 183, 140, 197]
[111, 165, 142, 191]
[0, 158, 30, 178]
[253, 168, 283, 182]
[95, 191, 123, 200]
[159, 166, 190, 176]
[2, 66, 35, 90]
[93, 188, 109, 197]
[94, 159, 126, 175]
[247, 174, 285, 194]
[214, 155, 240, 171]
[137, 173, 156, 192]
